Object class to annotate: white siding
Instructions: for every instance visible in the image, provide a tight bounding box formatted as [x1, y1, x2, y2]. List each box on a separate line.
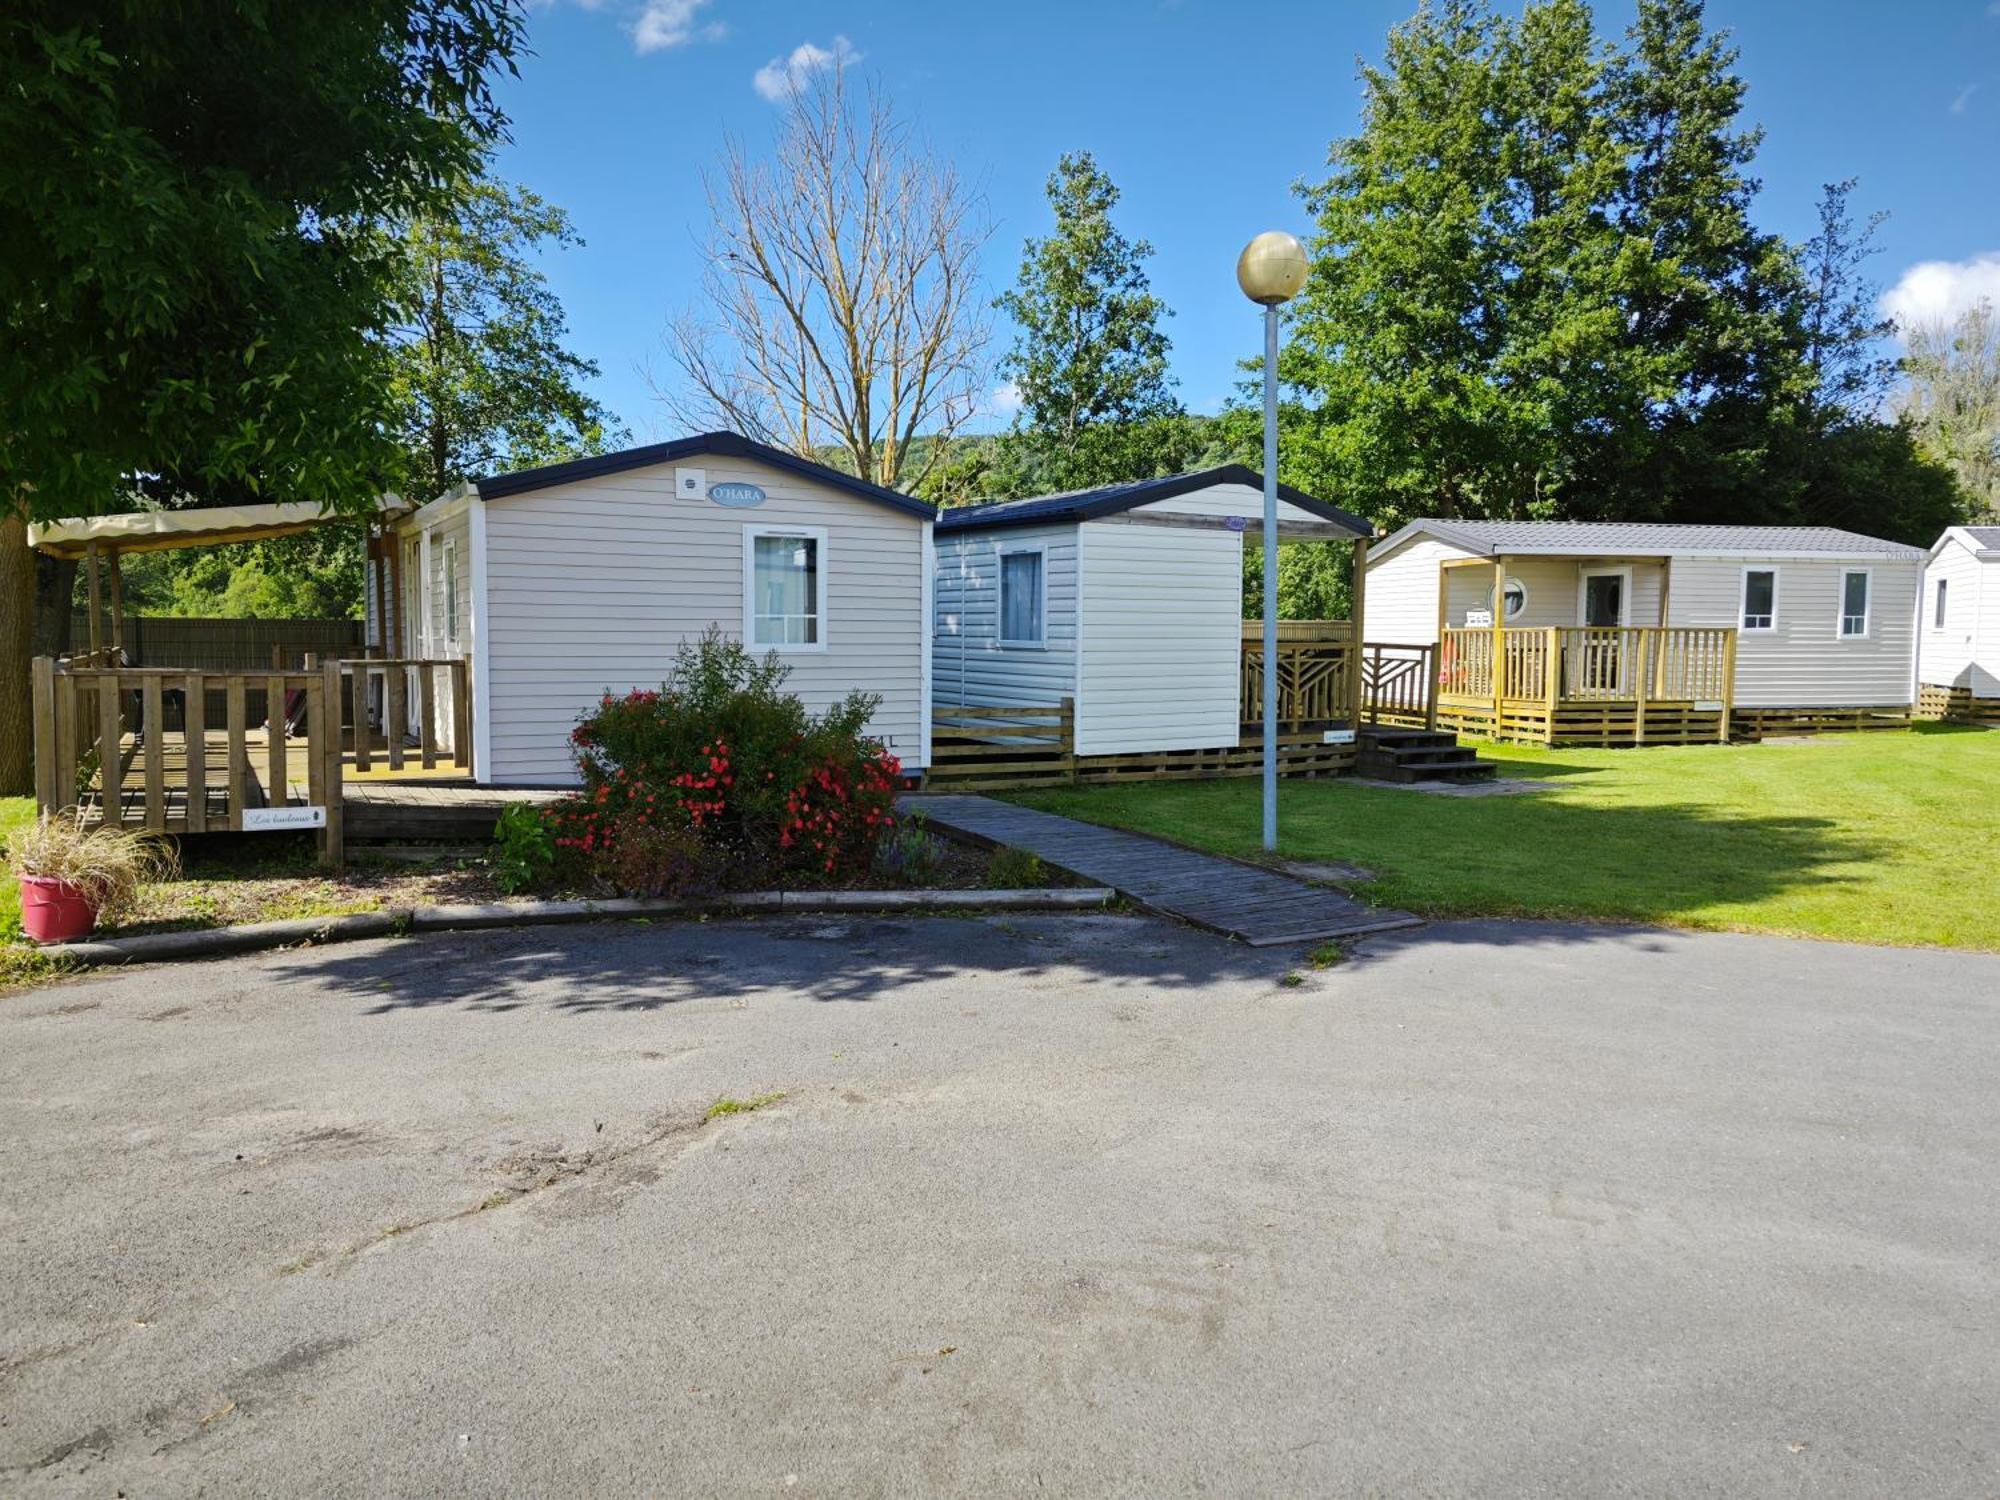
[1666, 556, 1921, 708]
[1364, 538, 1467, 642]
[931, 522, 1079, 710]
[1075, 521, 1244, 755]
[1132, 481, 1330, 527]
[480, 455, 928, 785]
[1920, 536, 1998, 694]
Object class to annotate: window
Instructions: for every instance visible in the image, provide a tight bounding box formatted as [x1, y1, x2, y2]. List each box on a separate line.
[1501, 578, 1528, 620]
[442, 539, 459, 642]
[999, 547, 1045, 645]
[745, 528, 824, 649]
[1741, 568, 1777, 631]
[1838, 569, 1869, 638]
[1934, 578, 1949, 629]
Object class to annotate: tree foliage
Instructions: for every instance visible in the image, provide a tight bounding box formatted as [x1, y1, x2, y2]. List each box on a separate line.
[0, 0, 524, 791]
[385, 177, 628, 501]
[992, 152, 1195, 492]
[1278, 0, 1966, 542]
[1898, 301, 2000, 520]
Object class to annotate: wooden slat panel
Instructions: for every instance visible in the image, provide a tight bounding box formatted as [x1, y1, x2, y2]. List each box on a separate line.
[227, 678, 248, 827]
[31, 657, 57, 812]
[452, 658, 471, 770]
[98, 675, 122, 825]
[385, 665, 406, 770]
[418, 665, 437, 769]
[142, 675, 165, 829]
[184, 674, 208, 833]
[352, 663, 372, 771]
[266, 674, 286, 808]
[305, 675, 326, 811]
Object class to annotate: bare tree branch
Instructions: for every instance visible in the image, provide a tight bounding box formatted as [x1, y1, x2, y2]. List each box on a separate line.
[657, 60, 991, 490]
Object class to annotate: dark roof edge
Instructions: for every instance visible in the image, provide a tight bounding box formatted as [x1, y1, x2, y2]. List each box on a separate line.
[937, 465, 1371, 536]
[471, 431, 938, 519]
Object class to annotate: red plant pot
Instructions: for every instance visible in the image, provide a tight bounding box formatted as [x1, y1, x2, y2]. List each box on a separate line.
[18, 875, 98, 945]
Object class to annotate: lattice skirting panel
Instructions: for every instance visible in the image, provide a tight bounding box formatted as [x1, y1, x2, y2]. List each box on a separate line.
[1917, 683, 2000, 726]
[1730, 705, 1914, 738]
[1437, 699, 1726, 747]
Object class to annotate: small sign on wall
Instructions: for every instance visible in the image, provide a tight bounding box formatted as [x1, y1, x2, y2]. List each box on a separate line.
[1322, 729, 1356, 745]
[1465, 608, 1494, 628]
[709, 482, 767, 508]
[242, 806, 327, 831]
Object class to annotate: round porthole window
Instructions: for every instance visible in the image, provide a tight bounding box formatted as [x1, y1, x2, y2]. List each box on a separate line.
[1502, 578, 1528, 619]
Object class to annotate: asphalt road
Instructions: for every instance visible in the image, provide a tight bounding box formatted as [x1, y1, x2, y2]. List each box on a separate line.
[2, 913, 1995, 1497]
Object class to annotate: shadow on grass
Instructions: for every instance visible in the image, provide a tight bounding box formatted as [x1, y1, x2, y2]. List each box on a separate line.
[263, 910, 1303, 1016]
[1008, 780, 1898, 939]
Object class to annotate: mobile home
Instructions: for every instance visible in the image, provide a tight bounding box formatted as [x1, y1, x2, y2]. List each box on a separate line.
[1919, 525, 2000, 723]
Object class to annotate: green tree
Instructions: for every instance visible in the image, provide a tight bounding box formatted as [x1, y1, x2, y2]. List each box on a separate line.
[1898, 301, 2000, 520]
[994, 152, 1194, 491]
[386, 177, 627, 501]
[0, 0, 523, 792]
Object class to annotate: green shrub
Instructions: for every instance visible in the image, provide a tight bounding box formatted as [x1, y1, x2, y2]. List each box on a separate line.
[985, 846, 1046, 888]
[490, 803, 556, 895]
[557, 631, 902, 890]
[874, 814, 952, 886]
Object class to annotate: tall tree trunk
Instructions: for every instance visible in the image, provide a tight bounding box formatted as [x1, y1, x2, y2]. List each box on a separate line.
[0, 510, 36, 795]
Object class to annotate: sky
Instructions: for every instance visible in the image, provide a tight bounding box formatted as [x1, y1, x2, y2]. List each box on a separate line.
[492, 0, 2000, 443]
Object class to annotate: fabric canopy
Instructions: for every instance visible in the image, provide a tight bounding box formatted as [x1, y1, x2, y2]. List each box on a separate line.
[28, 497, 406, 560]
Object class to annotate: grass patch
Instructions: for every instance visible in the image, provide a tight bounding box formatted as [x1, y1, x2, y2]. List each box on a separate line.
[1, 795, 35, 943]
[1307, 941, 1346, 969]
[703, 1091, 787, 1123]
[1011, 728, 2000, 950]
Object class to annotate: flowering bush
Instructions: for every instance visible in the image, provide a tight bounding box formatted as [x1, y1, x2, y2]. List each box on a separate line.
[536, 630, 903, 893]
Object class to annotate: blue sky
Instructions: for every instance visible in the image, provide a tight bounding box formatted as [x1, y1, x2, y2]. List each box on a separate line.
[494, 0, 2000, 443]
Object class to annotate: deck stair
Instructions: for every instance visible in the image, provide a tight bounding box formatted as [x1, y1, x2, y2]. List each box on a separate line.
[1354, 725, 1498, 784]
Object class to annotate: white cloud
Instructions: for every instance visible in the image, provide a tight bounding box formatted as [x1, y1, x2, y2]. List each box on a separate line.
[752, 35, 860, 101]
[632, 0, 723, 54]
[986, 381, 1023, 419]
[1951, 82, 1979, 115]
[1882, 252, 2000, 334]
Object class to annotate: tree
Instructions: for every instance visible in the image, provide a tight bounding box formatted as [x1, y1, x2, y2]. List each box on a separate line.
[1898, 301, 2000, 519]
[0, 0, 523, 793]
[660, 60, 991, 493]
[994, 152, 1191, 491]
[386, 177, 627, 501]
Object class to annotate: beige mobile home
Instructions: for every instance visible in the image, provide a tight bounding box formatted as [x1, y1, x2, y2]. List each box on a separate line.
[1919, 525, 2000, 723]
[375, 432, 936, 785]
[931, 468, 1372, 770]
[1363, 520, 1926, 744]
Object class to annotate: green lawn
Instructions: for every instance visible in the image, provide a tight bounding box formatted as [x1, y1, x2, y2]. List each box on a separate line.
[1012, 728, 2000, 951]
[1, 795, 33, 942]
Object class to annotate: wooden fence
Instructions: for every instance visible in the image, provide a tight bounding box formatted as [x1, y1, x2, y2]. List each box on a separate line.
[1240, 620, 1356, 730]
[32, 657, 346, 863]
[347, 658, 471, 772]
[1435, 626, 1737, 745]
[1358, 643, 1438, 728]
[925, 697, 1355, 791]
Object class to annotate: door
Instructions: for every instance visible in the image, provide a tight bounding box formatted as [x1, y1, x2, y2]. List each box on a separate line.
[1578, 570, 1630, 694]
[401, 535, 424, 740]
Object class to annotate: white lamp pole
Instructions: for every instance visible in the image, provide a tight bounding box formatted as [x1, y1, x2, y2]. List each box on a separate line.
[1236, 231, 1310, 854]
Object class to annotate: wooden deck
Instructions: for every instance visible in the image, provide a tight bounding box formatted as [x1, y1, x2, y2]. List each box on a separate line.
[901, 794, 1420, 948]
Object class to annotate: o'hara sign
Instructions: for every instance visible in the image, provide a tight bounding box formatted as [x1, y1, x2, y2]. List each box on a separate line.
[709, 482, 767, 508]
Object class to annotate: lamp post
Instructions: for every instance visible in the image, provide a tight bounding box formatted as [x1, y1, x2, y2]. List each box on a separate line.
[1236, 230, 1309, 854]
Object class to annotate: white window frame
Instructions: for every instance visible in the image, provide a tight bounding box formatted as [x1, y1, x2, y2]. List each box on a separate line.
[742, 524, 829, 654]
[1932, 577, 1949, 631]
[1499, 574, 1529, 621]
[441, 537, 460, 646]
[1575, 566, 1633, 628]
[1835, 566, 1872, 641]
[997, 541, 1049, 648]
[1739, 566, 1779, 633]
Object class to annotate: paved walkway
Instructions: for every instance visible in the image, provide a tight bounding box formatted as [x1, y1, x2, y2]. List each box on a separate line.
[901, 793, 1419, 947]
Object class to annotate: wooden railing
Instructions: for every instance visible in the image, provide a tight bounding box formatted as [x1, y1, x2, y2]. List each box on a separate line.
[31, 657, 346, 862]
[1440, 625, 1736, 734]
[344, 657, 471, 772]
[1241, 620, 1356, 729]
[1359, 642, 1438, 727]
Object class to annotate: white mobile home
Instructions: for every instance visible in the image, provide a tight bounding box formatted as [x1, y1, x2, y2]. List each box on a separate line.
[1363, 520, 1927, 742]
[375, 432, 936, 785]
[1919, 525, 2000, 722]
[932, 469, 1371, 757]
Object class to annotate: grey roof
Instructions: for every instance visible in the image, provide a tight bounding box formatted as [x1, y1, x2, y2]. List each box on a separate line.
[937, 467, 1370, 536]
[473, 431, 937, 520]
[1963, 526, 2000, 548]
[1377, 518, 1925, 561]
